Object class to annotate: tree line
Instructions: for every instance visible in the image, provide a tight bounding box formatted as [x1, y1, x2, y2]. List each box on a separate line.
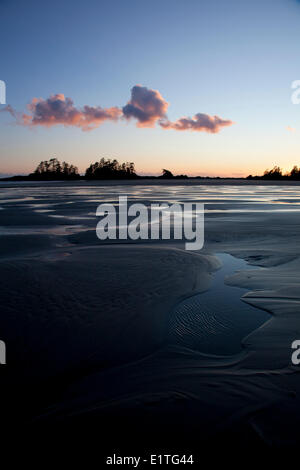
[23, 158, 187, 180]
[32, 158, 80, 179]
[247, 165, 300, 180]
[85, 158, 136, 179]
[28, 157, 138, 180]
[5, 157, 300, 181]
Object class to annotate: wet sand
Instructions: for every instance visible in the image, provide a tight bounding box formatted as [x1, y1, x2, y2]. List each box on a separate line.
[1, 181, 300, 456]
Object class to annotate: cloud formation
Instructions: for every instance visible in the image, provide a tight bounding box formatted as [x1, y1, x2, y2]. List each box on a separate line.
[3, 85, 234, 134]
[160, 113, 234, 133]
[21, 94, 121, 131]
[122, 85, 168, 127]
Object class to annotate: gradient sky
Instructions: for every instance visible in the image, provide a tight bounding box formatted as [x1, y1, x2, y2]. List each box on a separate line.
[1, 0, 300, 177]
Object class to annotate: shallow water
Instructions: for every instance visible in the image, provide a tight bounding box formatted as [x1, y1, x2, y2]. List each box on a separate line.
[1, 183, 300, 237]
[168, 253, 270, 356]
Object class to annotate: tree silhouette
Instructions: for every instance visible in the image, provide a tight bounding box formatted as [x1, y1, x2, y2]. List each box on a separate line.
[85, 158, 137, 179]
[263, 166, 283, 179]
[159, 169, 174, 178]
[247, 164, 300, 180]
[30, 158, 79, 180]
[289, 165, 300, 180]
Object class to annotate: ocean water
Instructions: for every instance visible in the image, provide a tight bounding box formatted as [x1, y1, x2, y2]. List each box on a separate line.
[1, 182, 300, 236]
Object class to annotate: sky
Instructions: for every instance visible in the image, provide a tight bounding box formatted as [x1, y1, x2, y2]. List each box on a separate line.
[0, 0, 300, 177]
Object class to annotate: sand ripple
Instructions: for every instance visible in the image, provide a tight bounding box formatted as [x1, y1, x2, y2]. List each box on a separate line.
[168, 294, 234, 352]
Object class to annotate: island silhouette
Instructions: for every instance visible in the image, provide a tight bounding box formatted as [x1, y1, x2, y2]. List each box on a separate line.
[2, 158, 300, 181]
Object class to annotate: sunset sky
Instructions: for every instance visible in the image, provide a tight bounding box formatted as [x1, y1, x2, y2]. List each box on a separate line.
[1, 0, 300, 177]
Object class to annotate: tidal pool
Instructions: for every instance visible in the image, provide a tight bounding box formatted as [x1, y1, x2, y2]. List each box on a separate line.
[168, 253, 270, 356]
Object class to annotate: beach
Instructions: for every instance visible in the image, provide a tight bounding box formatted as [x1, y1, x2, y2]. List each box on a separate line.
[1, 180, 300, 456]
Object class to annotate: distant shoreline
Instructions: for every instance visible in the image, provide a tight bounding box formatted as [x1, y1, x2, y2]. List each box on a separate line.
[1, 177, 300, 186]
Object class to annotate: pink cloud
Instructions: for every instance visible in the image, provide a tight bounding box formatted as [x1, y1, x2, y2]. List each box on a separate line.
[2, 86, 234, 134]
[122, 85, 169, 127]
[160, 113, 234, 133]
[22, 94, 122, 131]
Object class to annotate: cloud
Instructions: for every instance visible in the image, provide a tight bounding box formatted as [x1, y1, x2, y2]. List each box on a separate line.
[160, 113, 234, 133]
[287, 125, 296, 132]
[21, 94, 122, 131]
[3, 86, 234, 134]
[122, 85, 169, 127]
